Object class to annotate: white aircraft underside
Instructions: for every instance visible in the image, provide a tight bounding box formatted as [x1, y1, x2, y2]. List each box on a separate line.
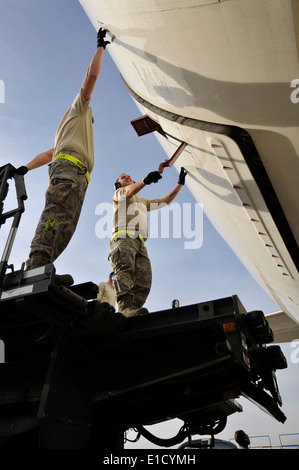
[79, 0, 299, 339]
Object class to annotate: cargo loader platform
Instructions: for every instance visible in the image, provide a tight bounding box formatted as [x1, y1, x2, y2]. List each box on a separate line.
[0, 164, 287, 449]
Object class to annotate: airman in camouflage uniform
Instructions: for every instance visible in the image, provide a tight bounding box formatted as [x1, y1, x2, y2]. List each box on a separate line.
[15, 29, 110, 282]
[110, 169, 187, 317]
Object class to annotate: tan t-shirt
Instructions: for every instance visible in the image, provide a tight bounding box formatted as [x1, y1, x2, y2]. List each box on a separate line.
[54, 89, 94, 173]
[112, 188, 169, 241]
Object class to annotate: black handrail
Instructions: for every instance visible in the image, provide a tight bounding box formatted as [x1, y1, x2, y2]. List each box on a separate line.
[0, 164, 27, 288]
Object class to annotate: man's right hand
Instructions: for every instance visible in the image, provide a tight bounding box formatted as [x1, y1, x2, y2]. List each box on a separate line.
[97, 28, 110, 49]
[143, 171, 162, 185]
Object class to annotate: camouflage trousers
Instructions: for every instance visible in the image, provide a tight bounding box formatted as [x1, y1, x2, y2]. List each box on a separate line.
[109, 237, 152, 312]
[27, 158, 88, 264]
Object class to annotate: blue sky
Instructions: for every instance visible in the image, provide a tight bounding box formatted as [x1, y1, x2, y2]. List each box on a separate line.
[0, 0, 298, 449]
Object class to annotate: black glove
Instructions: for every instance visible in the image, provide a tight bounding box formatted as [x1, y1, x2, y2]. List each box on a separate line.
[15, 166, 28, 175]
[8, 165, 28, 178]
[143, 171, 162, 185]
[178, 167, 187, 185]
[97, 28, 110, 49]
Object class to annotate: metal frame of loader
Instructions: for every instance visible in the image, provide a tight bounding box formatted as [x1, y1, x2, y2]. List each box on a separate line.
[0, 164, 287, 449]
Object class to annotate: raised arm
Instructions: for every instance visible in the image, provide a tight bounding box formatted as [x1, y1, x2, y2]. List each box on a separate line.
[164, 183, 183, 204]
[123, 170, 162, 197]
[81, 28, 110, 101]
[124, 180, 146, 197]
[164, 167, 188, 204]
[124, 168, 187, 202]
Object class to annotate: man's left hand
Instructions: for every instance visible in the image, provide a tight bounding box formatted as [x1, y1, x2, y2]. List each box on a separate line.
[178, 167, 188, 185]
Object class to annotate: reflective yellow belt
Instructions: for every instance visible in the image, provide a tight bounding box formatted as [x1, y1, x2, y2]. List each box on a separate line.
[54, 154, 90, 183]
[110, 230, 145, 244]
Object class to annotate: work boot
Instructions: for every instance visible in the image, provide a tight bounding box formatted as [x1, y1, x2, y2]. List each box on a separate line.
[135, 307, 149, 316]
[121, 307, 149, 318]
[54, 274, 74, 287]
[27, 252, 74, 287]
[24, 258, 31, 271]
[27, 252, 51, 269]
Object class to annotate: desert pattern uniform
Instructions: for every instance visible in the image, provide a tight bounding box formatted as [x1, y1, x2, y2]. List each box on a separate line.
[27, 89, 93, 265]
[110, 187, 169, 314]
